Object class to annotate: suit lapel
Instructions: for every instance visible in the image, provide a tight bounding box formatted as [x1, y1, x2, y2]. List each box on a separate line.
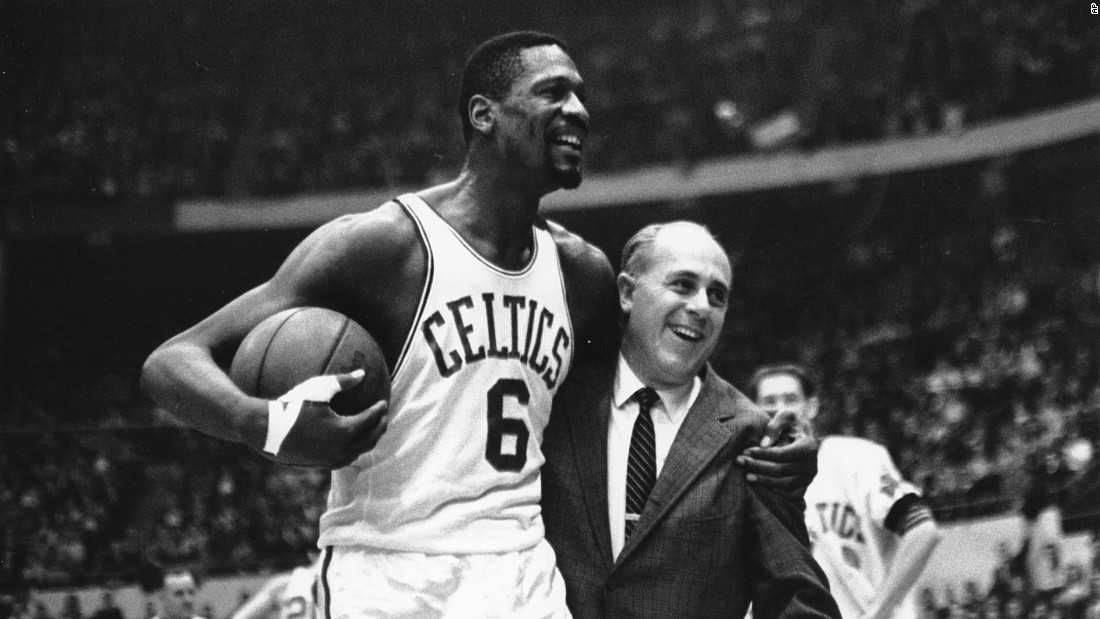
[614, 366, 737, 565]
[563, 365, 616, 571]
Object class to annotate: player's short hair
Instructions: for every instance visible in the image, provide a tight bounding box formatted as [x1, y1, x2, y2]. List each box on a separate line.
[749, 363, 817, 400]
[459, 30, 569, 144]
[620, 221, 719, 278]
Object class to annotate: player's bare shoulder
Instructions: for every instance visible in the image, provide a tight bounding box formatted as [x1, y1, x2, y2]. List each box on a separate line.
[280, 200, 424, 301]
[312, 200, 423, 272]
[271, 199, 427, 363]
[542, 219, 612, 275]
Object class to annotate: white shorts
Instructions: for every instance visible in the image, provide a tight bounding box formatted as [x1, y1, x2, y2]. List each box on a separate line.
[317, 539, 571, 619]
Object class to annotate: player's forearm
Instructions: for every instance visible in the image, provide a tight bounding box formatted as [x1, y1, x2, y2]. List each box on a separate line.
[862, 521, 942, 619]
[229, 577, 284, 619]
[229, 595, 275, 619]
[141, 341, 266, 448]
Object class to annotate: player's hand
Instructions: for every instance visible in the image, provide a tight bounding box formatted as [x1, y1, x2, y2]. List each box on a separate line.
[261, 370, 389, 469]
[737, 409, 819, 498]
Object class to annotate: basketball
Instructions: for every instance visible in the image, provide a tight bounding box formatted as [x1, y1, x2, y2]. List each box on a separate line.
[230, 307, 390, 415]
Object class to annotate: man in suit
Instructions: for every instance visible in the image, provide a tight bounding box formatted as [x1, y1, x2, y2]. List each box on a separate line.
[541, 221, 840, 618]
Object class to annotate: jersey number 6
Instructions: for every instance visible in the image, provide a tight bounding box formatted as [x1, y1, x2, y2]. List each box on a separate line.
[486, 378, 530, 472]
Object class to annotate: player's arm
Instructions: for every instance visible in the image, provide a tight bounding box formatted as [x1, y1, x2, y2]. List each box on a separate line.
[545, 219, 620, 369]
[140, 208, 405, 467]
[230, 573, 290, 619]
[737, 406, 819, 500]
[861, 495, 942, 619]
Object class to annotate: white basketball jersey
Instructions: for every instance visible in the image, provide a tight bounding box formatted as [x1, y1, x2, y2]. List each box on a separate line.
[278, 565, 318, 619]
[804, 436, 922, 619]
[1026, 505, 1066, 593]
[318, 194, 574, 554]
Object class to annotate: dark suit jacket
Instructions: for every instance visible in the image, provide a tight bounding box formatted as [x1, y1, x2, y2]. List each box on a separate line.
[541, 361, 840, 619]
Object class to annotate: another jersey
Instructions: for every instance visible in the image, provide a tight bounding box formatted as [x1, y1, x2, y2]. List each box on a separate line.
[804, 436, 922, 619]
[318, 193, 574, 554]
[1026, 505, 1066, 593]
[278, 565, 318, 619]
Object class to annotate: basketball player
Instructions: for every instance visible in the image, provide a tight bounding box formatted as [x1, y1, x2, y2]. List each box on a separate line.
[231, 557, 320, 619]
[750, 364, 943, 619]
[141, 30, 615, 617]
[142, 31, 816, 617]
[1020, 461, 1069, 608]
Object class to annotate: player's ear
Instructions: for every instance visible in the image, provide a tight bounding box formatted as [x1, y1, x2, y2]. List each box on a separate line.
[806, 396, 820, 420]
[469, 94, 495, 137]
[617, 272, 636, 314]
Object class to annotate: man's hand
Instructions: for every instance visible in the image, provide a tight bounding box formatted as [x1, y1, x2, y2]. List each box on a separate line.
[259, 370, 389, 469]
[737, 409, 819, 498]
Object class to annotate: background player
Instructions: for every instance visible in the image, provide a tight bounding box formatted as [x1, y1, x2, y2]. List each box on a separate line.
[750, 364, 943, 619]
[230, 556, 319, 619]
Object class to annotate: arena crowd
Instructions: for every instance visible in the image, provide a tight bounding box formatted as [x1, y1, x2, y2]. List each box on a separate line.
[4, 0, 1097, 205]
[2, 1, 1099, 617]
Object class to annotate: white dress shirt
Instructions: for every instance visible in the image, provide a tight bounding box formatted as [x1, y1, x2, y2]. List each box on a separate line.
[607, 354, 702, 559]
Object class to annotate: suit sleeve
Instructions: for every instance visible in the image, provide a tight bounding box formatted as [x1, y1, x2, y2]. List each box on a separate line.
[746, 482, 842, 619]
[739, 407, 812, 547]
[756, 471, 811, 547]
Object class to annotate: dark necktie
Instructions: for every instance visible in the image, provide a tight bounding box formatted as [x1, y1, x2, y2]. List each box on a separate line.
[624, 386, 660, 542]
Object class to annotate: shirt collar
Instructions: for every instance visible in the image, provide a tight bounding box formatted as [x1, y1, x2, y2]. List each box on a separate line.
[613, 354, 700, 423]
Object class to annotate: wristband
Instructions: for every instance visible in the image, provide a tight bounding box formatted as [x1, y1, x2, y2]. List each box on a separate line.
[263, 399, 303, 455]
[262, 372, 358, 455]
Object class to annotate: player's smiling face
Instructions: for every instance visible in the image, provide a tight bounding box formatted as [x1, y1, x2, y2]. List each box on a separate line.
[496, 44, 588, 190]
[619, 225, 731, 390]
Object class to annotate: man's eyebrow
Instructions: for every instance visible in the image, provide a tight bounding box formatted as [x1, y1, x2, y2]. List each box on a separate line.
[533, 74, 584, 90]
[664, 270, 699, 280]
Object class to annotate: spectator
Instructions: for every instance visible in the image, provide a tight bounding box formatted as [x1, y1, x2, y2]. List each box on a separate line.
[58, 595, 81, 619]
[89, 591, 124, 619]
[5, 0, 1097, 204]
[149, 567, 202, 619]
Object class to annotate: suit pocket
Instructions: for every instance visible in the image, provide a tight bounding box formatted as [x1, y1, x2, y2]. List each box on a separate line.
[663, 463, 745, 530]
[663, 502, 744, 576]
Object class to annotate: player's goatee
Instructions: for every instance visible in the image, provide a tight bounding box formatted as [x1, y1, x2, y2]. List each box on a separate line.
[556, 168, 582, 189]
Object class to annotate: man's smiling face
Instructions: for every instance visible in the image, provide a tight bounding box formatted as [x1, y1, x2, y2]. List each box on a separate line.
[618, 223, 731, 390]
[494, 44, 589, 191]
